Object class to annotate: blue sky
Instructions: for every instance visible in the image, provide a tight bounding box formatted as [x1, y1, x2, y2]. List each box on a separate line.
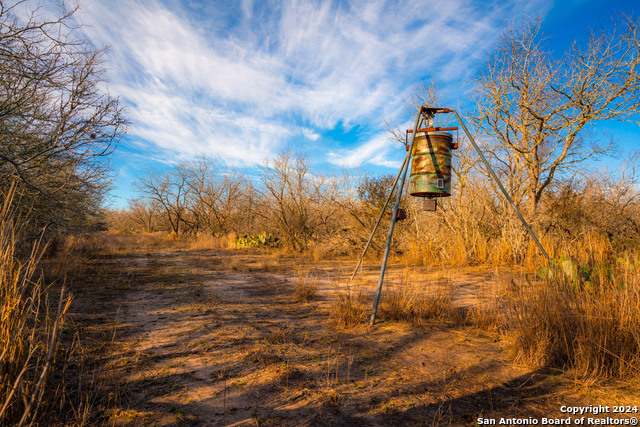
[67, 0, 639, 207]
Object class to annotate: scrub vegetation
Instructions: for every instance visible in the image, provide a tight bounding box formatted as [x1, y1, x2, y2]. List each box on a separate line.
[1, 2, 640, 426]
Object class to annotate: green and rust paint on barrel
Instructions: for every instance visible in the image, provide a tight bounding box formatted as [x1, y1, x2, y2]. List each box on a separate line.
[409, 131, 453, 197]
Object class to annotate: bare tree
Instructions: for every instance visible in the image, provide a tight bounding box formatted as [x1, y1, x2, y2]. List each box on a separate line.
[0, 1, 126, 232]
[135, 157, 256, 237]
[259, 152, 332, 250]
[473, 16, 640, 219]
[137, 168, 192, 235]
[127, 198, 162, 232]
[184, 157, 250, 235]
[546, 151, 640, 243]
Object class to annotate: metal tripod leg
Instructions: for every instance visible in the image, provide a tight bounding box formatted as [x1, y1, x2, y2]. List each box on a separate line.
[448, 109, 554, 268]
[350, 152, 410, 282]
[369, 108, 427, 325]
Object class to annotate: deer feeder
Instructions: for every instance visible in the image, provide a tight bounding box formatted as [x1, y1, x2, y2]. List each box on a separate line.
[405, 126, 458, 210]
[361, 106, 553, 326]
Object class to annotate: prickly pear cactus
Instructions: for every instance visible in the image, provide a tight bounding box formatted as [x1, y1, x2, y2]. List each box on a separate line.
[536, 256, 595, 291]
[537, 266, 554, 280]
[559, 257, 577, 282]
[233, 232, 280, 248]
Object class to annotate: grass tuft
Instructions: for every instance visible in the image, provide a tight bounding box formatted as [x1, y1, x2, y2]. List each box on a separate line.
[330, 291, 369, 328]
[293, 270, 319, 302]
[379, 283, 461, 325]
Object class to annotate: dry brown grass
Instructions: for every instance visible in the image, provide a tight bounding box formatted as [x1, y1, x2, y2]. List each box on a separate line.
[460, 250, 640, 380]
[293, 270, 319, 302]
[379, 281, 460, 325]
[329, 276, 465, 328]
[467, 300, 508, 333]
[60, 231, 173, 256]
[48, 230, 640, 424]
[329, 290, 369, 328]
[0, 186, 72, 426]
[504, 266, 640, 379]
[188, 232, 236, 250]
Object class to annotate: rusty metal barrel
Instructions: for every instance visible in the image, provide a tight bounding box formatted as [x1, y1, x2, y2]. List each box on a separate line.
[409, 131, 453, 197]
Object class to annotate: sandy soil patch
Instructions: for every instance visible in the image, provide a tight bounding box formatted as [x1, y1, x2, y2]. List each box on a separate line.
[66, 243, 638, 426]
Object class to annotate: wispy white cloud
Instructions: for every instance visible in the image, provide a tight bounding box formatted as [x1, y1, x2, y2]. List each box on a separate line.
[76, 0, 551, 169]
[328, 134, 403, 168]
[301, 128, 320, 141]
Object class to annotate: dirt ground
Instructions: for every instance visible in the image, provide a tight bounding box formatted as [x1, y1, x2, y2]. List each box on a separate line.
[66, 236, 639, 426]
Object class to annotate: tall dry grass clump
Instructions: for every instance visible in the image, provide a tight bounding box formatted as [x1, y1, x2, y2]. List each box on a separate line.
[329, 276, 461, 328]
[505, 254, 640, 379]
[379, 280, 460, 325]
[330, 290, 369, 328]
[293, 270, 319, 302]
[0, 185, 72, 426]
